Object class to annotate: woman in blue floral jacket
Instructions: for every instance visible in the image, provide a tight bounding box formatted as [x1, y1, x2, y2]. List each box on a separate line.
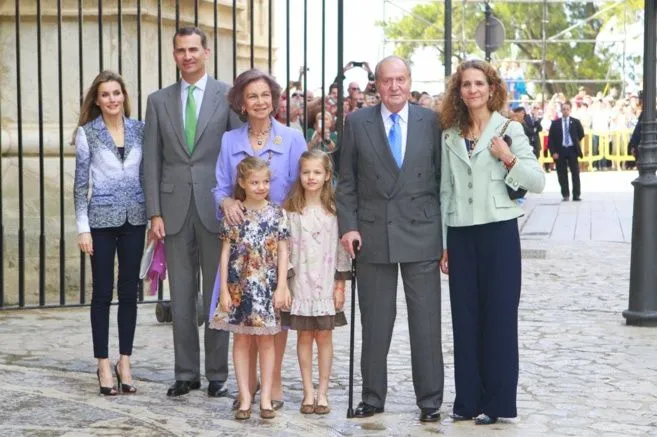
[73, 71, 147, 396]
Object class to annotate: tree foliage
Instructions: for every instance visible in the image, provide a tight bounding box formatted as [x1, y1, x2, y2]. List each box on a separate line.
[379, 0, 643, 97]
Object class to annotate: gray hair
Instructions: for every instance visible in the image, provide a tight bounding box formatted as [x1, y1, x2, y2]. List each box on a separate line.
[374, 56, 412, 81]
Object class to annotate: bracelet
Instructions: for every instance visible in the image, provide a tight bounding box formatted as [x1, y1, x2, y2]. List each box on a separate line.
[504, 155, 517, 170]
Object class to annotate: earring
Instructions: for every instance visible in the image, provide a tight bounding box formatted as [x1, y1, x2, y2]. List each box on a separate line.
[241, 107, 246, 116]
[489, 94, 493, 100]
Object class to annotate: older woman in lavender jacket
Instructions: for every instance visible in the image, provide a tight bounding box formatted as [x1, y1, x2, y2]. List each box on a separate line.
[210, 68, 306, 411]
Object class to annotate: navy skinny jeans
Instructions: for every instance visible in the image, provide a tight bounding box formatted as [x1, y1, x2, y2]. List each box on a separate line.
[90, 221, 145, 359]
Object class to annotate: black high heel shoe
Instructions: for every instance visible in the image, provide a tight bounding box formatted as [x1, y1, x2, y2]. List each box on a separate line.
[96, 369, 118, 396]
[114, 363, 137, 394]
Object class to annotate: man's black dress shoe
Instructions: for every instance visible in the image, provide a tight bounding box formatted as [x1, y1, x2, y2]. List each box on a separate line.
[419, 408, 440, 422]
[353, 402, 384, 418]
[450, 413, 472, 422]
[207, 381, 228, 398]
[166, 380, 201, 397]
[573, 196, 582, 201]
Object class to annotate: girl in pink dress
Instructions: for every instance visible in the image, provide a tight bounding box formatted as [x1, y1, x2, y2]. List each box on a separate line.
[284, 150, 350, 415]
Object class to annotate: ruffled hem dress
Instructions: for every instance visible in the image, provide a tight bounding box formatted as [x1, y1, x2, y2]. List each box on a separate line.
[287, 205, 351, 331]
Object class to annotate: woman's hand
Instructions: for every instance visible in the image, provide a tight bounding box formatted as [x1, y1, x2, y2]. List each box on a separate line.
[333, 283, 345, 311]
[488, 136, 515, 163]
[439, 249, 449, 275]
[274, 287, 291, 310]
[78, 232, 93, 255]
[222, 198, 245, 226]
[219, 286, 232, 313]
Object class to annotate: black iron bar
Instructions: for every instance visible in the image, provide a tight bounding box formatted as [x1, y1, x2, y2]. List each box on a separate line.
[233, 0, 237, 80]
[37, 0, 46, 306]
[268, 0, 273, 74]
[137, 0, 143, 119]
[285, 0, 290, 126]
[99, 0, 103, 70]
[158, 0, 163, 89]
[15, 0, 25, 307]
[302, 0, 308, 134]
[214, 0, 218, 78]
[250, 0, 255, 68]
[78, 0, 86, 305]
[57, 0, 66, 305]
[118, 0, 123, 75]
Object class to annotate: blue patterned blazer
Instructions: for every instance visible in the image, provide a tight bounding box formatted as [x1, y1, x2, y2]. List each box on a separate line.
[74, 115, 148, 233]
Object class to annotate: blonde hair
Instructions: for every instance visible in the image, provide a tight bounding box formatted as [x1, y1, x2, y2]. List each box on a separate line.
[72, 70, 130, 144]
[440, 59, 507, 136]
[284, 150, 336, 215]
[234, 156, 271, 202]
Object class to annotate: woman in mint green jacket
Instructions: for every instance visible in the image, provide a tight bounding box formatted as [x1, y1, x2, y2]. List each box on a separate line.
[438, 60, 544, 425]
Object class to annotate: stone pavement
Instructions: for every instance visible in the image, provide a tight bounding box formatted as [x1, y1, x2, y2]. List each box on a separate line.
[1, 171, 656, 437]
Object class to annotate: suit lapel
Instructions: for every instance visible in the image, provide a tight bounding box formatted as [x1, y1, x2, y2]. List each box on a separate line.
[444, 130, 470, 166]
[397, 104, 422, 177]
[123, 116, 134, 159]
[93, 117, 122, 162]
[194, 78, 221, 147]
[363, 104, 400, 177]
[163, 82, 188, 154]
[470, 111, 505, 159]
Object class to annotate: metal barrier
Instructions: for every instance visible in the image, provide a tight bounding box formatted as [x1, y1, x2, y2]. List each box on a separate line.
[0, 0, 346, 310]
[538, 129, 636, 171]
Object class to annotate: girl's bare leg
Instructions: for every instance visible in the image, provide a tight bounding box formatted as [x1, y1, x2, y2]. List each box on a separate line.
[297, 330, 315, 405]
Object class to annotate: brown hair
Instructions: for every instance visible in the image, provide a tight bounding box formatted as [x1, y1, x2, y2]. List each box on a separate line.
[234, 156, 271, 202]
[173, 26, 208, 49]
[440, 60, 507, 135]
[72, 70, 130, 144]
[284, 149, 336, 215]
[228, 69, 282, 121]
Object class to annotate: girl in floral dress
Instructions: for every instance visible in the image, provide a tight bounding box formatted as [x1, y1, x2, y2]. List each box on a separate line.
[284, 150, 351, 415]
[210, 156, 291, 420]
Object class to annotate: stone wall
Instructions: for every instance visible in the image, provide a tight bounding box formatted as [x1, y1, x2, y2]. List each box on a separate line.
[0, 0, 276, 305]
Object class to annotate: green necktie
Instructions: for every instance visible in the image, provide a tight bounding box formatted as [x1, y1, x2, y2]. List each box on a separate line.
[185, 84, 197, 152]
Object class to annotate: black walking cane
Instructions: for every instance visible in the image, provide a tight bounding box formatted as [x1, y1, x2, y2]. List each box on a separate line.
[347, 240, 360, 418]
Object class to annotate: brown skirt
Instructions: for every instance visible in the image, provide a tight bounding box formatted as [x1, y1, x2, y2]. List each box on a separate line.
[290, 311, 347, 331]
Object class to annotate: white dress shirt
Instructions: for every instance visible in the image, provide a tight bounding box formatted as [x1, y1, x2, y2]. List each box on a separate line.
[181, 73, 208, 129]
[381, 102, 409, 161]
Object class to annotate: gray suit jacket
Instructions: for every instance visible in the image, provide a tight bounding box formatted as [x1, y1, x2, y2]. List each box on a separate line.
[143, 76, 241, 235]
[336, 103, 443, 264]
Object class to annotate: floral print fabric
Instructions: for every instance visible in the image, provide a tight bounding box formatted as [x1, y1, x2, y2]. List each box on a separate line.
[210, 202, 289, 335]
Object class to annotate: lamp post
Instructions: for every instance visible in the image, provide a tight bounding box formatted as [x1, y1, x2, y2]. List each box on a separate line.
[445, 0, 452, 77]
[624, 0, 657, 327]
[484, 0, 492, 62]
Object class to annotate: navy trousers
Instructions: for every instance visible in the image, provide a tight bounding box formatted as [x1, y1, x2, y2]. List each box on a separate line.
[447, 218, 521, 419]
[90, 221, 146, 358]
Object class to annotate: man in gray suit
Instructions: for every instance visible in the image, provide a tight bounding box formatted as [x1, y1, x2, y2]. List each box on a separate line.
[336, 56, 444, 422]
[144, 27, 240, 397]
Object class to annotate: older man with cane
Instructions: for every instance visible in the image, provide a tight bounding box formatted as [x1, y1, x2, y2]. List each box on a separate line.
[337, 55, 444, 422]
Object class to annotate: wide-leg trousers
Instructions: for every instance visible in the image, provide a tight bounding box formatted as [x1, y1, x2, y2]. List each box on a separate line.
[447, 218, 521, 419]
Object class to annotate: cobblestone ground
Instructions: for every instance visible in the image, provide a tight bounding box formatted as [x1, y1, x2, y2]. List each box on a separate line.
[1, 172, 656, 436]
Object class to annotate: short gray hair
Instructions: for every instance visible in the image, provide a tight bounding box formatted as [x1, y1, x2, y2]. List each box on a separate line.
[374, 56, 412, 81]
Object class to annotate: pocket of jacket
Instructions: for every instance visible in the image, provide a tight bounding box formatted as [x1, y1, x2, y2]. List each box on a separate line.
[423, 202, 440, 218]
[89, 194, 114, 206]
[493, 193, 515, 208]
[160, 183, 174, 193]
[135, 191, 146, 203]
[358, 211, 376, 223]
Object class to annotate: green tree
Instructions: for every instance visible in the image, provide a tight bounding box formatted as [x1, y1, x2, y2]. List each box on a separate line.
[379, 0, 643, 97]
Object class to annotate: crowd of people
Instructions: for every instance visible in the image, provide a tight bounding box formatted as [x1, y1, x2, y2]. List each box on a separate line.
[74, 25, 565, 428]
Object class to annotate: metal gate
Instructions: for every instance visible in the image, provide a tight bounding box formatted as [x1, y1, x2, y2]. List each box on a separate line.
[0, 0, 346, 309]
